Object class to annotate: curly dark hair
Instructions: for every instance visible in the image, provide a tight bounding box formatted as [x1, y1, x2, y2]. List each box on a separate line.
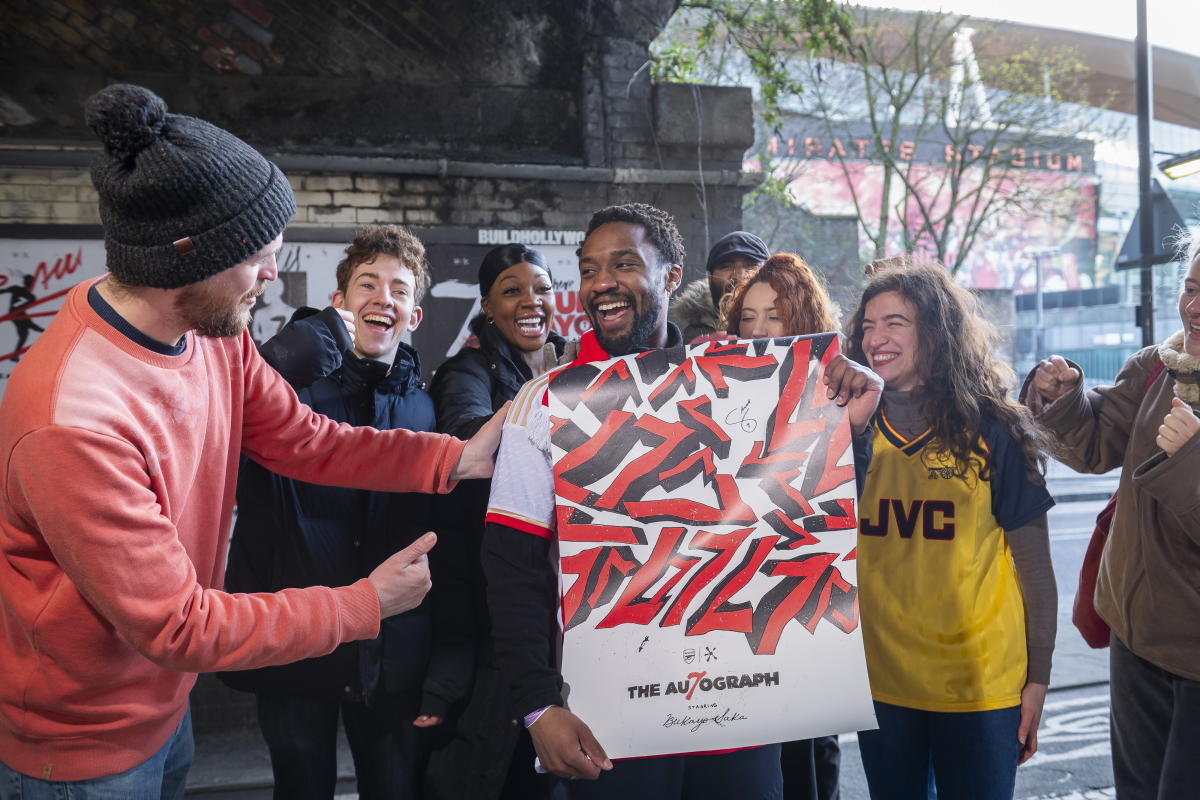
[582, 203, 686, 268]
[721, 253, 838, 336]
[335, 224, 431, 301]
[846, 262, 1048, 484]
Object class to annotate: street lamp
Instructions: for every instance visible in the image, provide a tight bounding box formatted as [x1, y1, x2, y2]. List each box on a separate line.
[1158, 149, 1200, 180]
[1134, 0, 1154, 347]
[1027, 247, 1059, 358]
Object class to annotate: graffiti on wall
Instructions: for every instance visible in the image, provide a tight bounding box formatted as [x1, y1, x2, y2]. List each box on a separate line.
[0, 232, 591, 398]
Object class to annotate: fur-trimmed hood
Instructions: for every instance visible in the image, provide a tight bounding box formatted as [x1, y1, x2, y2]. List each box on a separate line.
[669, 278, 719, 341]
[1158, 330, 1200, 404]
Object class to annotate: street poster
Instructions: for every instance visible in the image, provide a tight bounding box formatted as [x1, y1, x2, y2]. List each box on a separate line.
[547, 333, 876, 759]
[0, 231, 588, 400]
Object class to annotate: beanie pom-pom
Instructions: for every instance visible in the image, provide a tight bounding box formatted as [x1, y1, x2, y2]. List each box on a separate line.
[85, 84, 168, 160]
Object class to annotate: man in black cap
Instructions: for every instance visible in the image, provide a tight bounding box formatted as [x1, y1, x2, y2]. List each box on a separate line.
[669, 230, 770, 342]
[0, 84, 504, 797]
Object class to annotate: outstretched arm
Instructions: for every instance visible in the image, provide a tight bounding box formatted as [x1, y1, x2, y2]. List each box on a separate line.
[1020, 350, 1161, 475]
[7, 426, 382, 673]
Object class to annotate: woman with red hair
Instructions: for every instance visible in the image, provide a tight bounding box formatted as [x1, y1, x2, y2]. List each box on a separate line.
[721, 252, 837, 341]
[722, 252, 841, 800]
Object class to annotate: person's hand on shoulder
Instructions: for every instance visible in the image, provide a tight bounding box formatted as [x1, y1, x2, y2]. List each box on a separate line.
[528, 706, 613, 780]
[450, 401, 511, 480]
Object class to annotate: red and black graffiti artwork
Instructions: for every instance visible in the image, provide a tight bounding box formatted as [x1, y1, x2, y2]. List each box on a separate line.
[549, 334, 859, 656]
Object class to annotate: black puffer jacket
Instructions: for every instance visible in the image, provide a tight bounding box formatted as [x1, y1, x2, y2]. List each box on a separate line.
[423, 316, 565, 800]
[432, 317, 567, 439]
[220, 306, 459, 715]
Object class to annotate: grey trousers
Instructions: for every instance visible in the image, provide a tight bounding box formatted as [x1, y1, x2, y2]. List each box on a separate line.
[1110, 636, 1200, 800]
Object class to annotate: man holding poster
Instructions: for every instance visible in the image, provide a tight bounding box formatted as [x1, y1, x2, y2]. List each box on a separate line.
[482, 203, 881, 799]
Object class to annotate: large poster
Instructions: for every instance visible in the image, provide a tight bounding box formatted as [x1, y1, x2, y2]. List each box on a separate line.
[547, 334, 875, 759]
[421, 242, 585, 365]
[773, 159, 1098, 292]
[745, 147, 1099, 293]
[0, 239, 340, 395]
[0, 240, 104, 387]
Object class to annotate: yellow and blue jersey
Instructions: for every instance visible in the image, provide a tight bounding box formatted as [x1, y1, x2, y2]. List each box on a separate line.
[857, 411, 1054, 713]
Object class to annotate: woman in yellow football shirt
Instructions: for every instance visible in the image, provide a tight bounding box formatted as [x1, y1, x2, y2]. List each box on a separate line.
[845, 262, 1056, 800]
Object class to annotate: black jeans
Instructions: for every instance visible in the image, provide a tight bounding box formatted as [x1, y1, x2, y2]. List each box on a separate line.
[255, 692, 422, 800]
[568, 744, 783, 800]
[1110, 635, 1200, 800]
[782, 736, 840, 800]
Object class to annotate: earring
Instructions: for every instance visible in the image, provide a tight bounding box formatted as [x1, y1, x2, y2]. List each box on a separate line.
[486, 316, 495, 325]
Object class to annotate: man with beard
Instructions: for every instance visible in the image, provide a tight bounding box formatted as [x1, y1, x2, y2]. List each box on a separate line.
[480, 205, 876, 800]
[481, 204, 697, 798]
[669, 230, 769, 342]
[0, 84, 504, 798]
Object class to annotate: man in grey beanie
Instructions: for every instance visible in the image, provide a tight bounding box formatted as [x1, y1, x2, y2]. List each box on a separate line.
[0, 84, 506, 797]
[668, 230, 770, 342]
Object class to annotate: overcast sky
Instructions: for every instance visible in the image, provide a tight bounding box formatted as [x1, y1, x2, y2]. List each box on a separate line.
[855, 0, 1200, 57]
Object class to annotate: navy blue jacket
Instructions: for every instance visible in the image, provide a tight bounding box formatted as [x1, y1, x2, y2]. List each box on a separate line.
[220, 306, 461, 714]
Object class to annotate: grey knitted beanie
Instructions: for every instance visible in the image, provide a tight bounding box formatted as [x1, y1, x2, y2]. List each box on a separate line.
[85, 83, 296, 289]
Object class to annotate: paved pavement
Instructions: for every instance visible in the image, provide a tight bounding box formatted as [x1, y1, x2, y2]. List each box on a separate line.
[187, 727, 355, 797]
[186, 471, 1122, 798]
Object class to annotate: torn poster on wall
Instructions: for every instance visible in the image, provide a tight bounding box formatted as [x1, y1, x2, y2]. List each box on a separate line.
[0, 235, 589, 399]
[547, 334, 876, 759]
[0, 239, 339, 396]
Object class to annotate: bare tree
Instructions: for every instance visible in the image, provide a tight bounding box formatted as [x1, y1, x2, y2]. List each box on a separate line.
[799, 8, 1117, 272]
[655, 4, 1121, 275]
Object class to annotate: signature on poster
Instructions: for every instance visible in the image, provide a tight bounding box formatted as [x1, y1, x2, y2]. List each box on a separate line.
[663, 708, 750, 733]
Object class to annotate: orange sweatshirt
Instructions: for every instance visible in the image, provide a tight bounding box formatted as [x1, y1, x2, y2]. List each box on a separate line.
[0, 278, 465, 781]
